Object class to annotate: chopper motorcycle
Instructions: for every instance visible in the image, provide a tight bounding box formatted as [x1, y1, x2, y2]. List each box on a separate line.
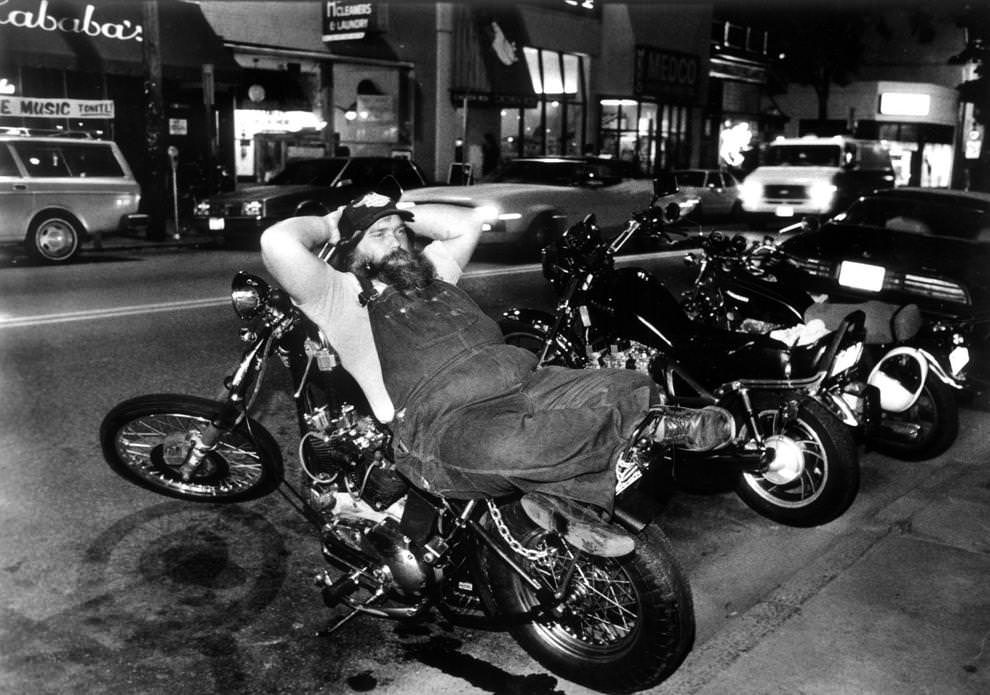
[499, 187, 866, 528]
[99, 266, 696, 694]
[680, 226, 963, 461]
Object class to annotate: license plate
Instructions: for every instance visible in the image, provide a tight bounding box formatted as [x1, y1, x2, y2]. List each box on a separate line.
[838, 260, 885, 292]
[208, 217, 225, 231]
[774, 205, 794, 217]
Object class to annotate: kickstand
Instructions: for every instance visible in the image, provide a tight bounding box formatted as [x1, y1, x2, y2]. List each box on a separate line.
[316, 587, 386, 637]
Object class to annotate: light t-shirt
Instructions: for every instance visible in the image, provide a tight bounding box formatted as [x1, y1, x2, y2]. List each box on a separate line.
[296, 241, 463, 423]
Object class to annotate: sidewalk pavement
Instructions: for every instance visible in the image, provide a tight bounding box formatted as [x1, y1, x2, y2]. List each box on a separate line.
[658, 414, 990, 695]
[92, 227, 222, 253]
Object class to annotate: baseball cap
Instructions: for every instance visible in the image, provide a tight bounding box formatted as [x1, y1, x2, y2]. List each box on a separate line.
[338, 190, 414, 246]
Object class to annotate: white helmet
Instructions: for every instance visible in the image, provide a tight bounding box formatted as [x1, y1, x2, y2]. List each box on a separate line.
[867, 347, 928, 413]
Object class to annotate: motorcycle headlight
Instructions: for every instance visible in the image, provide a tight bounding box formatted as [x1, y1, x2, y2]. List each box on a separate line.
[241, 200, 263, 217]
[809, 182, 837, 210]
[231, 272, 270, 320]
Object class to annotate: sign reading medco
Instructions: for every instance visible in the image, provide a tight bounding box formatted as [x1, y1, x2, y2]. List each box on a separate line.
[0, 0, 143, 42]
[634, 46, 700, 104]
[322, 1, 374, 42]
[0, 96, 115, 118]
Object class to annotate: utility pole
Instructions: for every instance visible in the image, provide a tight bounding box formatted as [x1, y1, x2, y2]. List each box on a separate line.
[142, 0, 168, 240]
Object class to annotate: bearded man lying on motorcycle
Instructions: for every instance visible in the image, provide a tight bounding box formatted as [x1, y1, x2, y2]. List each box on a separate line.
[259, 187, 734, 556]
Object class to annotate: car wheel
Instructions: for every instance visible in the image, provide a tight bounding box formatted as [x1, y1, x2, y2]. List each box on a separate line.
[518, 213, 558, 263]
[26, 213, 81, 263]
[730, 200, 743, 221]
[294, 201, 330, 217]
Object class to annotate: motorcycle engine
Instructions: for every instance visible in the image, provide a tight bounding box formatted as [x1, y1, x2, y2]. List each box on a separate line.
[301, 403, 408, 512]
[301, 403, 430, 598]
[592, 340, 657, 374]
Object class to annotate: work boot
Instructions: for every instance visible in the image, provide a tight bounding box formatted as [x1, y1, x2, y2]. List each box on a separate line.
[520, 492, 635, 558]
[645, 405, 736, 451]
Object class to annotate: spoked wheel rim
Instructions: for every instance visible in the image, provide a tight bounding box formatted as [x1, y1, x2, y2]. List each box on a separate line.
[35, 219, 78, 260]
[741, 408, 828, 508]
[113, 412, 268, 498]
[512, 539, 642, 658]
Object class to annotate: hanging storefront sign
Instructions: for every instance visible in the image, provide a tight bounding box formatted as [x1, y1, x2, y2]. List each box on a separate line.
[634, 46, 700, 104]
[322, 2, 375, 42]
[0, 96, 115, 118]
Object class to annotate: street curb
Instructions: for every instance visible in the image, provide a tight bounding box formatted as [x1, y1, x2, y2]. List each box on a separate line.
[655, 526, 890, 694]
[653, 456, 964, 695]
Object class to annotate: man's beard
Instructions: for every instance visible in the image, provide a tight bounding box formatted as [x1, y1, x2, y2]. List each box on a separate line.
[352, 248, 436, 296]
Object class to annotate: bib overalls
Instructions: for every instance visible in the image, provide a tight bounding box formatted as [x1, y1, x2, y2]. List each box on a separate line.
[365, 279, 656, 513]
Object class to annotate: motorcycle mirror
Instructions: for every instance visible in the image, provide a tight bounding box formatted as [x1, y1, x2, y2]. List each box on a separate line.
[652, 172, 679, 198]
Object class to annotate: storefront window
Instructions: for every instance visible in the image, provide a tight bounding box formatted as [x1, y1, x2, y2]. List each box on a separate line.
[597, 99, 689, 173]
[501, 48, 586, 159]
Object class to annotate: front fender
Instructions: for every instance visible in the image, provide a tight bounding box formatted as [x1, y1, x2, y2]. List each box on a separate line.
[498, 307, 585, 367]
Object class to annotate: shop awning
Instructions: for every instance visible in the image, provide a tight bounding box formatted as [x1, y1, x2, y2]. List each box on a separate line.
[450, 5, 536, 106]
[0, 0, 241, 83]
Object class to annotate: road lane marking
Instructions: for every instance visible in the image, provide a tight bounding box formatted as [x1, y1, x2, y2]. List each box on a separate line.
[0, 297, 229, 329]
[1, 249, 687, 329]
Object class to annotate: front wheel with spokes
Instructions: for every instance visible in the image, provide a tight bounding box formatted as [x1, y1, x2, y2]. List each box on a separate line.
[483, 502, 694, 693]
[99, 394, 283, 503]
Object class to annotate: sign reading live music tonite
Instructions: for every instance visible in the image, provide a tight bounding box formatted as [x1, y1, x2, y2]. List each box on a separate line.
[322, 1, 375, 42]
[0, 96, 115, 119]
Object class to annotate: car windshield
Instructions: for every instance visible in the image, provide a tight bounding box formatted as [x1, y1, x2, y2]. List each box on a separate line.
[836, 196, 990, 241]
[674, 171, 706, 187]
[483, 160, 584, 186]
[268, 159, 347, 186]
[764, 144, 842, 167]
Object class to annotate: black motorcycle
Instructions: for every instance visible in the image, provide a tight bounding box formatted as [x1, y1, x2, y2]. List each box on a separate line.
[681, 228, 963, 460]
[99, 269, 694, 694]
[499, 186, 865, 528]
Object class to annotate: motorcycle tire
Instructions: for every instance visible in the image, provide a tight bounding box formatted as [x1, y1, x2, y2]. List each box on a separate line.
[482, 502, 694, 693]
[499, 320, 580, 368]
[100, 394, 283, 503]
[867, 372, 959, 461]
[735, 393, 859, 527]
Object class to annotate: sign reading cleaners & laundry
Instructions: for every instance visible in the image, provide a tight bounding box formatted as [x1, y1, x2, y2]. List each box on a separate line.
[322, 1, 375, 42]
[0, 97, 115, 119]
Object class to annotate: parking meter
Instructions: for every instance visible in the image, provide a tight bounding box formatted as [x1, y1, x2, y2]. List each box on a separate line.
[167, 146, 180, 238]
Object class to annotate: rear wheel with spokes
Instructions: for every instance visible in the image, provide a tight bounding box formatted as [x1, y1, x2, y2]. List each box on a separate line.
[483, 502, 694, 693]
[100, 394, 283, 503]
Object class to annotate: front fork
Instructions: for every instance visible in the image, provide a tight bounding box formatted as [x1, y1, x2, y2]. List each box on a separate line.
[177, 337, 268, 480]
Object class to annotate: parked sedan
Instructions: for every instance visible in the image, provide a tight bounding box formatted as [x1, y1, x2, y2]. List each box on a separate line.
[672, 168, 743, 220]
[774, 187, 990, 392]
[192, 156, 429, 246]
[399, 157, 698, 259]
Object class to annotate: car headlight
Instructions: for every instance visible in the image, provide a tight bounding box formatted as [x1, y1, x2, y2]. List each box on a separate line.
[739, 180, 762, 207]
[241, 200, 263, 217]
[809, 182, 837, 209]
[194, 200, 212, 217]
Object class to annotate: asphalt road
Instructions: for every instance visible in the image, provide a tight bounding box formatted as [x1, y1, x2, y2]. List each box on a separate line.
[0, 244, 984, 694]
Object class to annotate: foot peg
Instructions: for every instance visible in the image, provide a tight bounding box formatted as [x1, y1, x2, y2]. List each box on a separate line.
[520, 492, 635, 558]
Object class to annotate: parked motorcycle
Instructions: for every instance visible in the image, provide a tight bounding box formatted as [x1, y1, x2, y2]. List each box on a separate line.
[499, 183, 865, 528]
[681, 227, 963, 460]
[99, 267, 695, 693]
